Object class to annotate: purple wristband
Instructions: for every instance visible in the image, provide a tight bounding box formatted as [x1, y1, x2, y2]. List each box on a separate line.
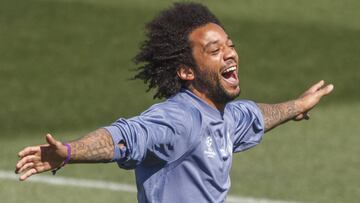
[63, 143, 71, 165]
[52, 143, 71, 175]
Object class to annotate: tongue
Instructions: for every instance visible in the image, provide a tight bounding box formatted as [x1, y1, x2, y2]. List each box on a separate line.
[223, 71, 238, 85]
[223, 71, 233, 79]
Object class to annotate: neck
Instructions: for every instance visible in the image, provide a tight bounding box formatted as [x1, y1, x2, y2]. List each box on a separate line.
[187, 86, 226, 112]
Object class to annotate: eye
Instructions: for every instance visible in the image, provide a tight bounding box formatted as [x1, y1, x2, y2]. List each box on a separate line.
[227, 38, 235, 48]
[211, 49, 220, 55]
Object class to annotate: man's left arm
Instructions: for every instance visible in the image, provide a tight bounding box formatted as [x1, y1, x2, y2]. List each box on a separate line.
[257, 80, 334, 132]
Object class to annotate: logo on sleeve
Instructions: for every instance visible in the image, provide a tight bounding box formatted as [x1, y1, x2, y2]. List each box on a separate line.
[204, 136, 216, 158]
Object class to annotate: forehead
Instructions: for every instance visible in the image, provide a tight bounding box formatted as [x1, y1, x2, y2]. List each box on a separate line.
[189, 23, 228, 47]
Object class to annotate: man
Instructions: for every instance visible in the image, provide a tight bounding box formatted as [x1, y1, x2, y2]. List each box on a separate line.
[15, 3, 333, 203]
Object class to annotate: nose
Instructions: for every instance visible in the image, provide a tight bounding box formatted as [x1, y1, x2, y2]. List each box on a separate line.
[223, 46, 238, 63]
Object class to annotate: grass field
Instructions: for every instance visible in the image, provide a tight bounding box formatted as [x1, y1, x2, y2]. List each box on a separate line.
[1, 0, 359, 202]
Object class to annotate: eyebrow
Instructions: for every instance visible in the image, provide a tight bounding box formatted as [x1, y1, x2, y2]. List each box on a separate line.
[203, 40, 219, 52]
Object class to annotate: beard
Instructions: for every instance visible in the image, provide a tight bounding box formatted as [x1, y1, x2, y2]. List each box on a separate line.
[193, 66, 240, 105]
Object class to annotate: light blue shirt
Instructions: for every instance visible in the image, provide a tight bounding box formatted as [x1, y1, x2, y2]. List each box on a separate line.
[105, 89, 264, 203]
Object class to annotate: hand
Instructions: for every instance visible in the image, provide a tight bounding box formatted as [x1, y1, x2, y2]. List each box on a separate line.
[294, 80, 334, 121]
[15, 134, 68, 181]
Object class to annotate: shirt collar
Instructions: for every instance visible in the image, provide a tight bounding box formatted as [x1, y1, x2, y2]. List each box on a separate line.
[179, 88, 224, 120]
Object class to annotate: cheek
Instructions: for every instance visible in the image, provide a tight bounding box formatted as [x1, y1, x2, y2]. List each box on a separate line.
[193, 51, 223, 74]
[205, 54, 224, 68]
[234, 50, 240, 62]
[192, 51, 207, 69]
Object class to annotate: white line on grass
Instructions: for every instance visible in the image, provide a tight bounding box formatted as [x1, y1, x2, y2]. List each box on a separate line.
[0, 170, 298, 203]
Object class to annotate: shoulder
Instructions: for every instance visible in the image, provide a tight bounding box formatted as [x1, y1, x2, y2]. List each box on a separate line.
[225, 99, 262, 121]
[139, 99, 203, 132]
[226, 99, 259, 113]
[142, 99, 198, 118]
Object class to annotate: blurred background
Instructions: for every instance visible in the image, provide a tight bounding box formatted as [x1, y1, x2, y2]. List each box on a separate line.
[0, 0, 359, 202]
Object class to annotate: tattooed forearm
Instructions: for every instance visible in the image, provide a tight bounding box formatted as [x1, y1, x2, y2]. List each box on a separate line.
[257, 101, 300, 132]
[68, 128, 114, 163]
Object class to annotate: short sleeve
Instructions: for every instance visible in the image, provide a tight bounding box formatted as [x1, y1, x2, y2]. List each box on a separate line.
[104, 103, 198, 169]
[226, 100, 265, 153]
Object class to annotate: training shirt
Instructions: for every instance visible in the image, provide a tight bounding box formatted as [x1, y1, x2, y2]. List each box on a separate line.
[105, 88, 264, 203]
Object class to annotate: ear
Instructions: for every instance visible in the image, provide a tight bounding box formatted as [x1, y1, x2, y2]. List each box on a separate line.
[177, 65, 195, 81]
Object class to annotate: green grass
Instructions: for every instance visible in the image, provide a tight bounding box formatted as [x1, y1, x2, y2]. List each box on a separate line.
[1, 0, 359, 202]
[0, 179, 137, 203]
[1, 0, 359, 135]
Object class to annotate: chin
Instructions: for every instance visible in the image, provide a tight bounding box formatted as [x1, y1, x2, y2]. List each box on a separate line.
[212, 86, 240, 104]
[226, 86, 241, 99]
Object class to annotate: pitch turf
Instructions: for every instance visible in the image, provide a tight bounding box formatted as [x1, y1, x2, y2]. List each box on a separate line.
[1, 0, 359, 202]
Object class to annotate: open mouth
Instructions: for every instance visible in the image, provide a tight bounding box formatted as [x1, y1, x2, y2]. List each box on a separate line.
[221, 66, 238, 86]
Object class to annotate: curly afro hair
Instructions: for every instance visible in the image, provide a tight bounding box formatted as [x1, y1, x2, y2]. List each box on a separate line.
[134, 2, 222, 99]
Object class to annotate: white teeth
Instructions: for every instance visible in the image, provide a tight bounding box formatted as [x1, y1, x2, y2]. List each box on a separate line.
[223, 66, 236, 73]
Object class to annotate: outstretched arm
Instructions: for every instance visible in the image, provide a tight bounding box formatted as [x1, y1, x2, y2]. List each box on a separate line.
[67, 128, 114, 163]
[257, 80, 334, 132]
[15, 128, 115, 181]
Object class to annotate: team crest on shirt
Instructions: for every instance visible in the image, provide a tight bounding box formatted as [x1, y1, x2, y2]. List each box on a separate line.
[204, 135, 216, 158]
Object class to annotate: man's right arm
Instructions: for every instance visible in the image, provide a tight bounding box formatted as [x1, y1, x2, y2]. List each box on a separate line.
[15, 128, 118, 181]
[68, 128, 114, 163]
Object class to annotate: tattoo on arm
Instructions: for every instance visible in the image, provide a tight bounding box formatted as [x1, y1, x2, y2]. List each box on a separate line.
[68, 128, 114, 163]
[257, 101, 299, 132]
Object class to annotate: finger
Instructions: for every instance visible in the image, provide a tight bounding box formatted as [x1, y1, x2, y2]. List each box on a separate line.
[46, 133, 61, 147]
[17, 162, 35, 174]
[18, 146, 41, 158]
[294, 111, 310, 121]
[307, 80, 325, 93]
[294, 114, 303, 121]
[34, 165, 47, 173]
[16, 155, 41, 170]
[19, 168, 37, 181]
[315, 84, 334, 97]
